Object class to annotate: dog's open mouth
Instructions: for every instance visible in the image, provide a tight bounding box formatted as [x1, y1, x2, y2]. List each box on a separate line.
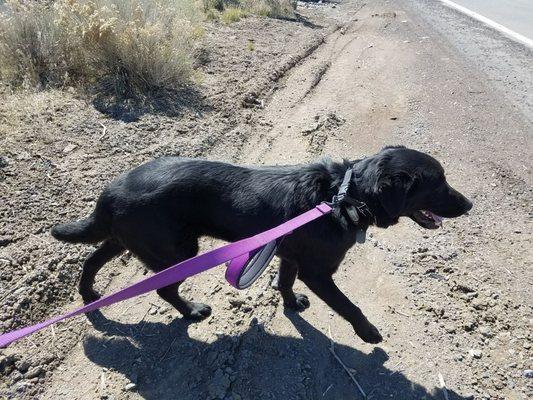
[409, 210, 443, 229]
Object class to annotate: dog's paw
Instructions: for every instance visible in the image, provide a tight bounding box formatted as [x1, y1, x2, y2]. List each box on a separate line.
[80, 288, 101, 304]
[183, 302, 212, 321]
[354, 321, 383, 344]
[285, 293, 310, 312]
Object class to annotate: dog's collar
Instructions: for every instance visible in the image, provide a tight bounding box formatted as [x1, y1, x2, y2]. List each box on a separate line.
[327, 167, 375, 230]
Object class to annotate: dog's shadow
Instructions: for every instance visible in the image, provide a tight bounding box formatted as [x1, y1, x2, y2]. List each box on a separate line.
[83, 311, 469, 400]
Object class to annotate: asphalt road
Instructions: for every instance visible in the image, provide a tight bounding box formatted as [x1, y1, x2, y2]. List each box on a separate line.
[445, 0, 533, 40]
[415, 0, 533, 123]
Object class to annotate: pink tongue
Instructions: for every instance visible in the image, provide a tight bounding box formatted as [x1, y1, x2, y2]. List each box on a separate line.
[428, 211, 443, 225]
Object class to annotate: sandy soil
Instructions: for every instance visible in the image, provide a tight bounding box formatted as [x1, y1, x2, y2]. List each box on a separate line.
[1, 1, 532, 399]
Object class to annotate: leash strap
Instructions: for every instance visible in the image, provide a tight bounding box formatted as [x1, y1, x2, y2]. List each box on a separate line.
[0, 203, 332, 348]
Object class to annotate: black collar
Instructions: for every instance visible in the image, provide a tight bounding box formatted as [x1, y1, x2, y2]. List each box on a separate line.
[328, 167, 374, 226]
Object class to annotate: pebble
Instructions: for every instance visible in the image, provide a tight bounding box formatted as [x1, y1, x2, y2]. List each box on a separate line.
[63, 144, 78, 153]
[479, 326, 494, 338]
[16, 360, 30, 373]
[124, 382, 137, 391]
[228, 298, 244, 307]
[523, 369, 533, 378]
[24, 366, 43, 379]
[469, 349, 482, 359]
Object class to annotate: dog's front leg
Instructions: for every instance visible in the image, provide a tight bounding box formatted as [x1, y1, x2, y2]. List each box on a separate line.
[272, 259, 310, 311]
[299, 273, 383, 344]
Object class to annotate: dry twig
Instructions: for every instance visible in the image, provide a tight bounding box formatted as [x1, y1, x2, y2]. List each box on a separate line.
[99, 123, 107, 140]
[438, 372, 450, 400]
[327, 325, 367, 399]
[159, 336, 178, 362]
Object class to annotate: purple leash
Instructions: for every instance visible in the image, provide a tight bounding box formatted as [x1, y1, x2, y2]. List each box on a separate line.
[0, 203, 332, 348]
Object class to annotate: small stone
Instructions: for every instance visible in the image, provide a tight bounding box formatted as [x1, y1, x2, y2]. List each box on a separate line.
[228, 298, 244, 307]
[523, 369, 533, 378]
[124, 383, 137, 391]
[24, 366, 43, 379]
[468, 349, 482, 359]
[149, 307, 158, 315]
[63, 144, 78, 153]
[16, 360, 30, 373]
[479, 326, 494, 338]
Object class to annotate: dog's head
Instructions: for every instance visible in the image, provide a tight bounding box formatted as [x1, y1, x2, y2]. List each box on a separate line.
[355, 146, 472, 229]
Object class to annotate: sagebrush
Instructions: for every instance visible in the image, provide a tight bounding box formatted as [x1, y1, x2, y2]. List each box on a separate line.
[0, 0, 201, 99]
[203, 0, 296, 22]
[0, 0, 297, 100]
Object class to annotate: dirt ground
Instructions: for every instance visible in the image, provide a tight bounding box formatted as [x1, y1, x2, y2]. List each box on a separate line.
[1, 1, 532, 399]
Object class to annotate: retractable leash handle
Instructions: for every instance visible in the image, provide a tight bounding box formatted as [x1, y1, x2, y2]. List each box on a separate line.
[0, 203, 333, 348]
[225, 238, 281, 289]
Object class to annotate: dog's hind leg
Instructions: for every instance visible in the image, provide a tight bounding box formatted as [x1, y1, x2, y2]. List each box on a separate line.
[79, 240, 124, 304]
[157, 281, 212, 321]
[272, 259, 310, 311]
[145, 240, 211, 321]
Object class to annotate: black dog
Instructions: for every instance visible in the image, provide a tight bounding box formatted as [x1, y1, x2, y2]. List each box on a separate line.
[52, 146, 472, 343]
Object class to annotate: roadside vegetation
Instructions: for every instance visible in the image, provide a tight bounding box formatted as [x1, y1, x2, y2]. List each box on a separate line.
[0, 0, 203, 100]
[204, 0, 296, 23]
[0, 0, 295, 104]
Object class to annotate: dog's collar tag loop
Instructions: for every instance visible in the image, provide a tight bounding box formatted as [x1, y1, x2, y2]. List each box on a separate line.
[355, 229, 367, 244]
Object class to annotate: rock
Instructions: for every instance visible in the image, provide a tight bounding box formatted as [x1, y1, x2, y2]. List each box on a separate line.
[301, 122, 320, 135]
[456, 283, 476, 293]
[0, 354, 15, 373]
[13, 286, 29, 297]
[208, 368, 231, 399]
[228, 298, 244, 307]
[16, 359, 30, 373]
[468, 349, 482, 359]
[24, 366, 43, 379]
[472, 298, 488, 310]
[124, 382, 137, 391]
[463, 320, 477, 332]
[479, 326, 494, 338]
[63, 144, 78, 153]
[523, 369, 533, 378]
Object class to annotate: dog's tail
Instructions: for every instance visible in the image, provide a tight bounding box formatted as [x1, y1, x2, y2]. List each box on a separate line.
[51, 203, 110, 244]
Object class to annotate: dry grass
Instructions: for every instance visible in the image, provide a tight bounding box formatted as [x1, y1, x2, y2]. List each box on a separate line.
[0, 0, 202, 100]
[0, 0, 296, 105]
[204, 0, 296, 23]
[242, 0, 296, 19]
[221, 7, 248, 24]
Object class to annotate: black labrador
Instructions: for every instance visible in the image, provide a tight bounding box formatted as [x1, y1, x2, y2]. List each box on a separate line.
[52, 146, 472, 343]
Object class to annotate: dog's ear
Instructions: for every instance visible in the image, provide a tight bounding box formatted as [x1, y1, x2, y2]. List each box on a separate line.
[375, 171, 413, 217]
